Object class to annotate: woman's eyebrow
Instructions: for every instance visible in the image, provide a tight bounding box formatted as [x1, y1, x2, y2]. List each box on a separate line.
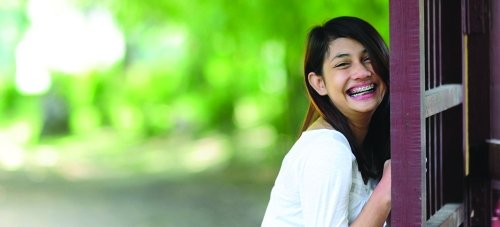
[332, 49, 368, 58]
[330, 49, 368, 62]
[330, 53, 350, 63]
[332, 53, 350, 60]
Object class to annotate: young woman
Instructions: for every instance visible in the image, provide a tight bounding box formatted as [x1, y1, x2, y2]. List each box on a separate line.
[262, 16, 391, 226]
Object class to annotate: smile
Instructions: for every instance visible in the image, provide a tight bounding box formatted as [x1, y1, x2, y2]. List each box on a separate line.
[347, 84, 376, 97]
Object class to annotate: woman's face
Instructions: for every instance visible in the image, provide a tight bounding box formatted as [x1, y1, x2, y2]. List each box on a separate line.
[314, 37, 386, 120]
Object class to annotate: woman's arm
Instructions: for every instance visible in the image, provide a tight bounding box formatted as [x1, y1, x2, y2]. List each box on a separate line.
[350, 160, 391, 227]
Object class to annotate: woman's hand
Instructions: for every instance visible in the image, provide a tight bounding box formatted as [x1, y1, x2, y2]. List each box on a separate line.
[379, 159, 391, 205]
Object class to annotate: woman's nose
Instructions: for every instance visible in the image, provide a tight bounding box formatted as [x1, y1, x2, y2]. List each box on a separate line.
[351, 63, 372, 79]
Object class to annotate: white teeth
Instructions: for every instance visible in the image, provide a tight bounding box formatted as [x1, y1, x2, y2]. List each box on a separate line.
[352, 91, 369, 97]
[350, 84, 374, 94]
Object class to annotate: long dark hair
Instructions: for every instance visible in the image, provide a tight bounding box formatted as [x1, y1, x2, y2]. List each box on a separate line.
[301, 16, 390, 183]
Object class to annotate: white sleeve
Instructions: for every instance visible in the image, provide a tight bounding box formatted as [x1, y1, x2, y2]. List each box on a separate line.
[299, 138, 353, 227]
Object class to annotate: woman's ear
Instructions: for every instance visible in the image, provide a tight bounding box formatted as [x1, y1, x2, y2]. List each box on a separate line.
[308, 72, 328, 96]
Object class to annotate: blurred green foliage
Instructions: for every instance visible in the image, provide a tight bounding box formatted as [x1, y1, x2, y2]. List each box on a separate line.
[0, 0, 388, 179]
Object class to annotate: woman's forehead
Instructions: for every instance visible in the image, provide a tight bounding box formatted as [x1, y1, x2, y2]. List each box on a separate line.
[326, 38, 367, 58]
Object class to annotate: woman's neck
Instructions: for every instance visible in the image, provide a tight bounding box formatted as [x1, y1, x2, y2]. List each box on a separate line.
[349, 120, 369, 146]
[307, 117, 334, 131]
[347, 113, 372, 146]
[310, 116, 371, 147]
[307, 117, 370, 146]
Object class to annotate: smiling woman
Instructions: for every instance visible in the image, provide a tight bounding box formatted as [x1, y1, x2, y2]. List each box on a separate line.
[308, 37, 386, 120]
[261, 16, 391, 226]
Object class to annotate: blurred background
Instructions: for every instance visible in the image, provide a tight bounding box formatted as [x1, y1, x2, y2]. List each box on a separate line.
[0, 0, 388, 226]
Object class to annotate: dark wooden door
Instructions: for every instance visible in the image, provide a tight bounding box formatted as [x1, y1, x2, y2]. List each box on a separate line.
[390, 0, 496, 226]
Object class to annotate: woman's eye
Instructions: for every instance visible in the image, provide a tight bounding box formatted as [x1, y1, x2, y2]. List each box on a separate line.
[334, 62, 349, 68]
[363, 57, 371, 63]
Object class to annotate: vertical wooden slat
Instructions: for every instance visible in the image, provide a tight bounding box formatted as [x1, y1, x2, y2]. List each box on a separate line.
[432, 115, 437, 216]
[433, 114, 439, 214]
[491, 0, 500, 139]
[437, 112, 443, 210]
[436, 0, 442, 87]
[434, 0, 442, 216]
[426, 0, 433, 218]
[390, 0, 425, 225]
[426, 0, 432, 218]
[422, 0, 434, 90]
[426, 117, 432, 218]
[427, 117, 433, 218]
[490, 1, 500, 225]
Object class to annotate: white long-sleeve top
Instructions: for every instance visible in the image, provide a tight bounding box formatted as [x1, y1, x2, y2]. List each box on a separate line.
[261, 129, 375, 227]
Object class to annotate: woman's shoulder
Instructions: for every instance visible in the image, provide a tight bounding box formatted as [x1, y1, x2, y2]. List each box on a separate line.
[291, 129, 355, 179]
[290, 129, 354, 161]
[300, 129, 350, 148]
